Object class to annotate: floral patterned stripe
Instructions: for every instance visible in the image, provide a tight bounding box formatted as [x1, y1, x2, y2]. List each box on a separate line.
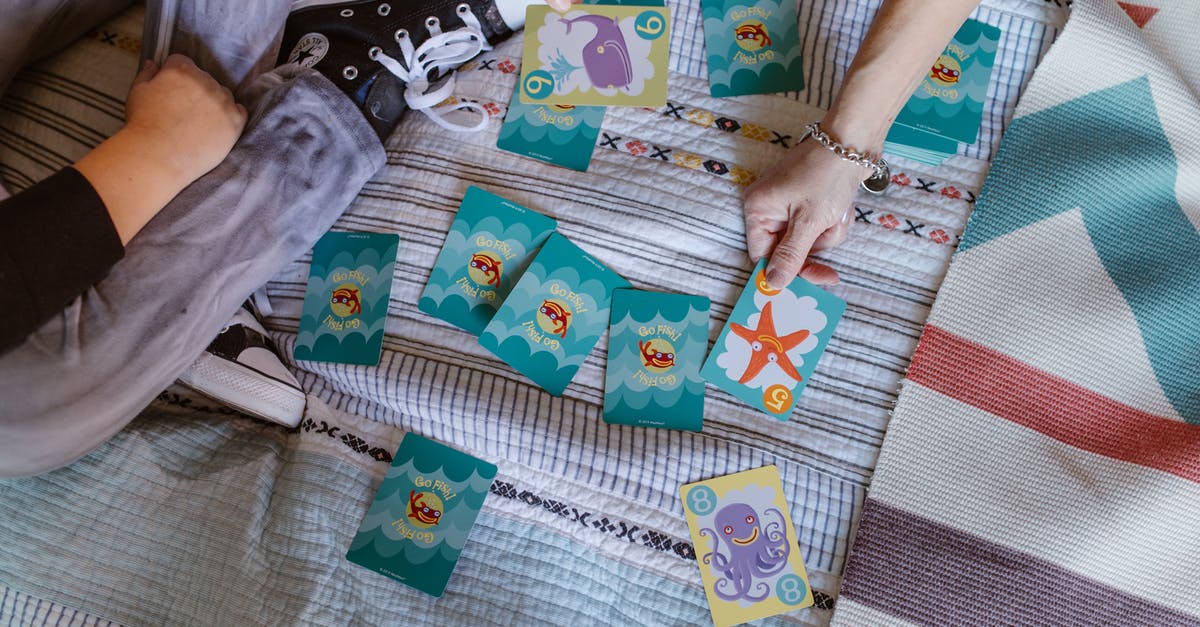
[443, 96, 960, 246]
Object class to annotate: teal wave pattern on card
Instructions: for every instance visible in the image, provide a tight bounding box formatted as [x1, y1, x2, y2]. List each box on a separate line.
[603, 290, 710, 431]
[419, 187, 556, 336]
[346, 434, 496, 597]
[498, 82, 606, 172]
[893, 18, 1000, 144]
[703, 0, 804, 97]
[295, 232, 398, 365]
[479, 233, 629, 396]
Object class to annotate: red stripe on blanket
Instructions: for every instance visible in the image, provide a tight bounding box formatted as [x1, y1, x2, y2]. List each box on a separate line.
[909, 324, 1200, 482]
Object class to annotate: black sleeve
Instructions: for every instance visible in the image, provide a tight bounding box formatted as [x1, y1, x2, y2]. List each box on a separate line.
[0, 167, 124, 353]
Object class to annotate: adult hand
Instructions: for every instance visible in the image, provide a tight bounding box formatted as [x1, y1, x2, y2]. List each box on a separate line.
[123, 54, 248, 185]
[742, 135, 869, 288]
[545, 0, 575, 11]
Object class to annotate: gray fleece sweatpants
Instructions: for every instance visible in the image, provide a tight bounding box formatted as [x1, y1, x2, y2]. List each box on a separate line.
[0, 0, 386, 476]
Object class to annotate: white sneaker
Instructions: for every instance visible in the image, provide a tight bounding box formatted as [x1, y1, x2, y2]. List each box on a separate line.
[178, 303, 306, 428]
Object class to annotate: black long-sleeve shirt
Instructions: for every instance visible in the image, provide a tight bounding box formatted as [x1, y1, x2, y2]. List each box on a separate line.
[0, 167, 124, 353]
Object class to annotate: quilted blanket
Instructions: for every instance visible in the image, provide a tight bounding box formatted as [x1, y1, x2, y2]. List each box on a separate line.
[834, 0, 1200, 624]
[0, 1, 1067, 624]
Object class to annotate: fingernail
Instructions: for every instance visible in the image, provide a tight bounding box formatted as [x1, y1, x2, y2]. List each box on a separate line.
[841, 209, 850, 224]
[765, 267, 785, 289]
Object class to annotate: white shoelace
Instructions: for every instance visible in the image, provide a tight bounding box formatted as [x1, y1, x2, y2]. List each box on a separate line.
[371, 8, 491, 132]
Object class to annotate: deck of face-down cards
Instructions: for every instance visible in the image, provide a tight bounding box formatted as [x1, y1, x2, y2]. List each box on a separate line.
[419, 186, 557, 336]
[701, 0, 805, 97]
[701, 259, 845, 418]
[883, 18, 1001, 165]
[603, 289, 710, 431]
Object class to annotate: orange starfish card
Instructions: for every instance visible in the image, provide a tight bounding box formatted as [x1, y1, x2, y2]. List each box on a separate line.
[700, 259, 845, 418]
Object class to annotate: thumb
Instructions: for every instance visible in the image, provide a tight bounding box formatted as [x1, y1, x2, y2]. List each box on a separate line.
[545, 0, 573, 10]
[764, 218, 820, 289]
[132, 59, 159, 87]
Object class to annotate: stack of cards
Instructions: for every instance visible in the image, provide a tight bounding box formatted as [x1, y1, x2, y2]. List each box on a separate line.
[701, 260, 845, 418]
[681, 466, 813, 626]
[701, 0, 805, 97]
[883, 19, 1001, 166]
[294, 231, 400, 366]
[346, 433, 497, 597]
[603, 289, 710, 431]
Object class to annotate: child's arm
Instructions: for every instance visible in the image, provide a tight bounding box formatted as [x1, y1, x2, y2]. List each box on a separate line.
[743, 0, 982, 287]
[0, 54, 245, 353]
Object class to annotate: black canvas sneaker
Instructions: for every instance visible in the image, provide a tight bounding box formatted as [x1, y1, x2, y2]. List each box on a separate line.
[277, 0, 518, 138]
[178, 302, 306, 428]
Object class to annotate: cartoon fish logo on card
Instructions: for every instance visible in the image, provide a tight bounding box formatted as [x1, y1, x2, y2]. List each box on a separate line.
[537, 298, 573, 338]
[734, 21, 771, 51]
[638, 338, 676, 372]
[468, 251, 503, 287]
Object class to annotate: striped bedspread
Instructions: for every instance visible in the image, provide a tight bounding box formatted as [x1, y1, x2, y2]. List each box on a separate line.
[834, 0, 1200, 624]
[0, 1, 1069, 624]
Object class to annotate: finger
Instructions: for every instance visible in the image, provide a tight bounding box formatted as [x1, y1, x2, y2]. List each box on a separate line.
[162, 53, 197, 69]
[545, 0, 572, 10]
[800, 261, 839, 286]
[764, 217, 824, 289]
[131, 59, 159, 87]
[810, 214, 849, 252]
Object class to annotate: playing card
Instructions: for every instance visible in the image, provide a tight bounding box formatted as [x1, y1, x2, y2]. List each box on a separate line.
[892, 18, 1001, 145]
[680, 465, 813, 626]
[497, 81, 607, 171]
[603, 289, 710, 431]
[701, 0, 805, 97]
[294, 231, 399, 365]
[519, 4, 671, 106]
[346, 433, 497, 597]
[419, 187, 557, 335]
[700, 259, 845, 418]
[478, 232, 630, 396]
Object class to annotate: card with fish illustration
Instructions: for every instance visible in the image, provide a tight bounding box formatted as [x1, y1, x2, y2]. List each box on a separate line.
[701, 0, 804, 97]
[518, 4, 671, 106]
[892, 18, 1000, 145]
[604, 289, 710, 431]
[497, 81, 606, 172]
[294, 231, 399, 365]
[479, 232, 630, 396]
[346, 432, 497, 597]
[700, 259, 845, 419]
[680, 465, 813, 626]
[419, 187, 557, 335]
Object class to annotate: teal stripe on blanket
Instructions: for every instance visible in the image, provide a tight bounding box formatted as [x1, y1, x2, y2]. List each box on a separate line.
[960, 76, 1200, 421]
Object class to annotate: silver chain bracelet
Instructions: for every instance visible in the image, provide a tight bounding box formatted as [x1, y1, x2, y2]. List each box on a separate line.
[804, 122, 890, 194]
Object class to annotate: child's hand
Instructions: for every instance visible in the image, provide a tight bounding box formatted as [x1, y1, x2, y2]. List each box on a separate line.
[123, 54, 247, 185]
[74, 54, 248, 244]
[742, 137, 866, 288]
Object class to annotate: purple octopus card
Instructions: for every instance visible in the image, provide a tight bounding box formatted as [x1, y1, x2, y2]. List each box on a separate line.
[680, 465, 813, 626]
[518, 5, 670, 106]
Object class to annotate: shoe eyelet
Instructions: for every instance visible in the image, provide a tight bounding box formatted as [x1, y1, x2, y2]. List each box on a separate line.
[342, 65, 358, 79]
[377, 3, 390, 16]
[426, 16, 439, 28]
[368, 46, 382, 60]
[394, 28, 408, 42]
[340, 8, 353, 17]
[457, 3, 470, 14]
